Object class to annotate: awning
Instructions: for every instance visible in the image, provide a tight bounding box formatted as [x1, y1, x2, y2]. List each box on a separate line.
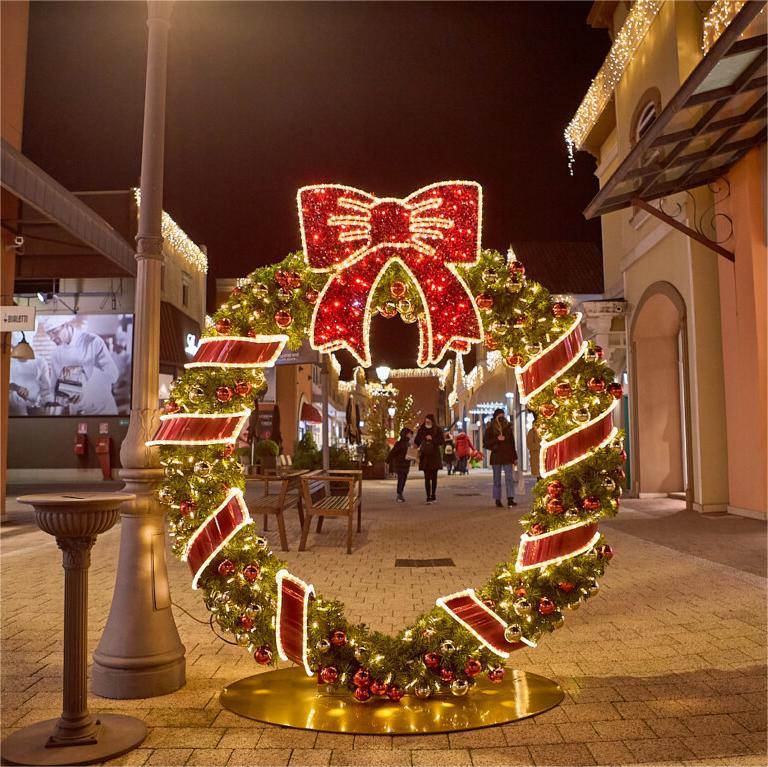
[160, 301, 201, 370]
[584, 3, 766, 222]
[300, 402, 323, 424]
[1, 139, 136, 277]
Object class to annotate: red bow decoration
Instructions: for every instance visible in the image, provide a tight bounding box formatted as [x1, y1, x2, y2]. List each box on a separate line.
[298, 181, 484, 367]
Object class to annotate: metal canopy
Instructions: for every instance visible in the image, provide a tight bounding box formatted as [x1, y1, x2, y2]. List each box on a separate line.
[1, 139, 136, 277]
[584, 2, 767, 221]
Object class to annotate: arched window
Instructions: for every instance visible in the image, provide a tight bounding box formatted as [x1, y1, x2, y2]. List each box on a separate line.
[631, 87, 662, 145]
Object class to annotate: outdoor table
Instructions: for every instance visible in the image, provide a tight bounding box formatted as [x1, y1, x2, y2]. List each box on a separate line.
[1, 493, 147, 766]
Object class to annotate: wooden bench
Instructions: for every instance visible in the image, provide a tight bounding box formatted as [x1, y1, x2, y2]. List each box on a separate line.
[244, 470, 307, 551]
[299, 471, 361, 554]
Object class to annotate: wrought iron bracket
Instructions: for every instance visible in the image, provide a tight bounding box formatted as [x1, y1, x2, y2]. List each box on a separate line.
[631, 197, 735, 262]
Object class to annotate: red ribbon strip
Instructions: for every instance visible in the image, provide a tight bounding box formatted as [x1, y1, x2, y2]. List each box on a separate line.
[183, 491, 251, 588]
[517, 319, 583, 402]
[436, 589, 528, 658]
[516, 522, 599, 571]
[187, 336, 287, 368]
[541, 408, 616, 476]
[298, 182, 483, 367]
[276, 570, 314, 674]
[147, 411, 250, 446]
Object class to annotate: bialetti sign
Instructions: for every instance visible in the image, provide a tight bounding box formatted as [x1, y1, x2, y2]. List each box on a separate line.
[1, 306, 35, 332]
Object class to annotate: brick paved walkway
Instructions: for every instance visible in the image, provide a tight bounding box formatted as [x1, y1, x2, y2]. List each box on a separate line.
[2, 473, 766, 766]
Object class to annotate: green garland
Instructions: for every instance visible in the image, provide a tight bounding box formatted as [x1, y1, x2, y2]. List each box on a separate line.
[158, 249, 623, 701]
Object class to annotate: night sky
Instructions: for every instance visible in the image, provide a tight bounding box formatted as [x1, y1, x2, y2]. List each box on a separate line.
[23, 1, 609, 368]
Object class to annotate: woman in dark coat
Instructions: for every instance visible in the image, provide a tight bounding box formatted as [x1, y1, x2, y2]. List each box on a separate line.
[482, 407, 518, 507]
[414, 414, 444, 504]
[386, 427, 413, 503]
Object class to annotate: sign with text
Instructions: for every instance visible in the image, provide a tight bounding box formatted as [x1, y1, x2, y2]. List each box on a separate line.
[274, 340, 320, 366]
[1, 306, 35, 332]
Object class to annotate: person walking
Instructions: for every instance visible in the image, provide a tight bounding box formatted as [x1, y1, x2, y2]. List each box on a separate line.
[443, 432, 457, 475]
[386, 427, 413, 503]
[414, 414, 444, 504]
[454, 431, 474, 475]
[526, 413, 542, 482]
[483, 408, 518, 507]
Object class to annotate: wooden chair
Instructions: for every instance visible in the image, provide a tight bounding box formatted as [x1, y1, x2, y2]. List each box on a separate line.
[316, 469, 362, 534]
[244, 471, 307, 551]
[299, 471, 361, 554]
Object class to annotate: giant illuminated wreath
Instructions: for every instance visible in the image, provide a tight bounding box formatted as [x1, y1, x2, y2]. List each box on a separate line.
[151, 182, 624, 703]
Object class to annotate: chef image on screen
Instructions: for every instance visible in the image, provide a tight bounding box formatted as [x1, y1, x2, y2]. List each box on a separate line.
[8, 333, 52, 415]
[45, 315, 120, 415]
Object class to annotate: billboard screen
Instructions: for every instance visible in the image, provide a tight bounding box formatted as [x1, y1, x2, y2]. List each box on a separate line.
[9, 313, 133, 416]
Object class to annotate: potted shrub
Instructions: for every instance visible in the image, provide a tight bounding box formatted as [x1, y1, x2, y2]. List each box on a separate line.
[254, 439, 280, 472]
[293, 433, 321, 470]
[363, 439, 390, 479]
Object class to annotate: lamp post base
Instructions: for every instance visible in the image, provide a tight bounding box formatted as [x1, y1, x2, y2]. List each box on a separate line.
[1, 714, 146, 766]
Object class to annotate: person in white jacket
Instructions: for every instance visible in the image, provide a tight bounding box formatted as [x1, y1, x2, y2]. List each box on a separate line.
[45, 316, 119, 415]
[9, 332, 52, 415]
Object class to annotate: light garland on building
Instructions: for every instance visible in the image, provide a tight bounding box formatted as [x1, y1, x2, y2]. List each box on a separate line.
[702, 0, 751, 53]
[133, 188, 208, 273]
[564, 0, 665, 165]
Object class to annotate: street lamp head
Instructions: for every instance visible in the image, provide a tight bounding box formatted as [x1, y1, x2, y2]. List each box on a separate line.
[387, 406, 396, 418]
[375, 365, 391, 383]
[505, 391, 514, 399]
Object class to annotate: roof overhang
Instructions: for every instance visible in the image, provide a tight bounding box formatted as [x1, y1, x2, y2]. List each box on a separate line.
[584, 2, 767, 220]
[1, 139, 136, 277]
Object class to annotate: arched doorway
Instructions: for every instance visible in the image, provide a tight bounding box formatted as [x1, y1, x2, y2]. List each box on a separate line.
[629, 282, 693, 503]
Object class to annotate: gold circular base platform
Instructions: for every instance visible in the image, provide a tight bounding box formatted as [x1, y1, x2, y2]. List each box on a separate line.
[220, 667, 563, 735]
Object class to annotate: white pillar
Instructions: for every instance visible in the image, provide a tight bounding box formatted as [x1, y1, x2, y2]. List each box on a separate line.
[92, 0, 186, 699]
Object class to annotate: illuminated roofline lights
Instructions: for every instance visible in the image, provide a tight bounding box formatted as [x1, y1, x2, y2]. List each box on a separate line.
[275, 569, 315, 676]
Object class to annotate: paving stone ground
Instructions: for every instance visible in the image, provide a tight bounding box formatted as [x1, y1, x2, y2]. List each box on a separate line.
[2, 472, 766, 767]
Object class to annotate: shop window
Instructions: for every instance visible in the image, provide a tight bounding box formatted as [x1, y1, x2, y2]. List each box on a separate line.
[631, 87, 661, 145]
[182, 271, 191, 308]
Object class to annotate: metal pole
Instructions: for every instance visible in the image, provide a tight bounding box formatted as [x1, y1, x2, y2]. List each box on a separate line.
[321, 356, 330, 470]
[92, 0, 186, 699]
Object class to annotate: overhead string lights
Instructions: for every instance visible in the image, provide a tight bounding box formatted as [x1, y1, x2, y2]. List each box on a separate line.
[297, 182, 484, 367]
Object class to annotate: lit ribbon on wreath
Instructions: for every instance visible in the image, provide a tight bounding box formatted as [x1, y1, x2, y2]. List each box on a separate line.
[298, 181, 484, 367]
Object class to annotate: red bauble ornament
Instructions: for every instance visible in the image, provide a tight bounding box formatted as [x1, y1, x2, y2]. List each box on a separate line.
[552, 301, 569, 318]
[538, 597, 556, 616]
[286, 271, 303, 289]
[216, 386, 233, 403]
[179, 500, 197, 517]
[239, 615, 254, 631]
[531, 523, 546, 535]
[329, 629, 347, 647]
[546, 498, 565, 515]
[247, 328, 258, 338]
[353, 668, 371, 687]
[488, 667, 505, 683]
[506, 353, 525, 367]
[557, 581, 576, 593]
[220, 444, 236, 458]
[390, 281, 407, 299]
[274, 310, 293, 329]
[165, 400, 180, 414]
[353, 686, 372, 703]
[234, 381, 252, 397]
[423, 652, 441, 669]
[475, 292, 494, 310]
[440, 668, 454, 683]
[512, 316, 526, 328]
[484, 334, 498, 351]
[305, 288, 319, 305]
[217, 559, 236, 577]
[508, 261, 525, 277]
[596, 544, 614, 560]
[594, 345, 604, 359]
[614, 468, 626, 481]
[608, 382, 623, 399]
[554, 382, 572, 399]
[320, 665, 339, 684]
[231, 286, 242, 296]
[369, 679, 387, 696]
[464, 659, 483, 677]
[274, 269, 290, 288]
[618, 450, 627, 464]
[482, 598, 495, 610]
[254, 645, 272, 665]
[386, 684, 404, 702]
[539, 403, 558, 418]
[215, 318, 232, 335]
[514, 586, 527, 598]
[587, 377, 606, 393]
[546, 480, 564, 497]
[582, 496, 601, 511]
[242, 563, 261, 583]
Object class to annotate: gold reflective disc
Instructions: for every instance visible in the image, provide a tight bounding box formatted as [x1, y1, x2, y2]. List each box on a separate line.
[220, 667, 563, 735]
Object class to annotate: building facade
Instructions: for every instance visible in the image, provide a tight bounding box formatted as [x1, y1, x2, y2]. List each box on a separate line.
[567, 0, 766, 518]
